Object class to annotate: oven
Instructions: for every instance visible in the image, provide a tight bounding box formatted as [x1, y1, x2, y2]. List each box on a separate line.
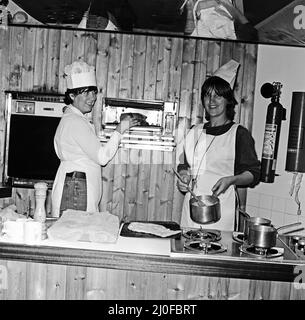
[3, 93, 178, 188]
[3, 91, 65, 188]
[99, 97, 178, 151]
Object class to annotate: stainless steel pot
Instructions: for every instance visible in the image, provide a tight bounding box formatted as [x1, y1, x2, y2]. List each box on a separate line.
[243, 216, 272, 241]
[248, 222, 302, 248]
[189, 195, 221, 224]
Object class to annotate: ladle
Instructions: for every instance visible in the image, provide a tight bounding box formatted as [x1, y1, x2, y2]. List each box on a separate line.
[172, 168, 206, 206]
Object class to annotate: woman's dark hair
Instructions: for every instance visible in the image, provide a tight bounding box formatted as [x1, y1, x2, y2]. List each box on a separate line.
[201, 76, 237, 121]
[64, 86, 98, 105]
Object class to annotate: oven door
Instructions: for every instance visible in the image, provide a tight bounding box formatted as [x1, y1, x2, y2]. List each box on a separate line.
[4, 114, 61, 187]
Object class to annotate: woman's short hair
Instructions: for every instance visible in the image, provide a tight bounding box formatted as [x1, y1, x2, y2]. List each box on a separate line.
[64, 86, 98, 105]
[201, 76, 237, 121]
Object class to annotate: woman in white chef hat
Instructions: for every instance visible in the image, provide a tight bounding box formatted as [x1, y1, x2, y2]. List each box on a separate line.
[177, 60, 261, 231]
[51, 60, 139, 217]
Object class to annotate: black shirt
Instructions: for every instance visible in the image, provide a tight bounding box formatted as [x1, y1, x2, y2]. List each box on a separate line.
[177, 122, 261, 188]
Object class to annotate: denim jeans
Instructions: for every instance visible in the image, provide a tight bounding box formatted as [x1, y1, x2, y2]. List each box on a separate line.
[59, 173, 87, 216]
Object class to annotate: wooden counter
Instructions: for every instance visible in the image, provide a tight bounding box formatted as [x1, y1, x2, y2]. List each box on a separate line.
[0, 241, 305, 300]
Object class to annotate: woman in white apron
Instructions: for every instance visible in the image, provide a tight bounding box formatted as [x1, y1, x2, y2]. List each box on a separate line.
[51, 60, 139, 217]
[177, 75, 260, 231]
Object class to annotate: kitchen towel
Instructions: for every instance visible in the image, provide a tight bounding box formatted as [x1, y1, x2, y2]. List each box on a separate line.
[47, 209, 120, 243]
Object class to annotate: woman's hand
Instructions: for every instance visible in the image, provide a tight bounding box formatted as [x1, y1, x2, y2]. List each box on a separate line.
[211, 176, 235, 196]
[116, 115, 140, 134]
[212, 171, 254, 196]
[176, 170, 191, 193]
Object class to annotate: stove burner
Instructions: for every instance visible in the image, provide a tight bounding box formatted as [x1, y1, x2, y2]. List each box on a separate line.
[183, 228, 221, 242]
[239, 244, 283, 259]
[184, 240, 227, 254]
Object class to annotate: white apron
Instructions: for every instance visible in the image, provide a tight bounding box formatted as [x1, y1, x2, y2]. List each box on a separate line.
[51, 109, 102, 217]
[180, 123, 238, 231]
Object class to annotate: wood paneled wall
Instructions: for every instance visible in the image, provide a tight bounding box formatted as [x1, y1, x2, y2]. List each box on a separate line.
[0, 259, 304, 300]
[0, 26, 258, 223]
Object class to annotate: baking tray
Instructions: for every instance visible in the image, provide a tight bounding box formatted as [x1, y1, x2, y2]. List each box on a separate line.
[120, 221, 181, 239]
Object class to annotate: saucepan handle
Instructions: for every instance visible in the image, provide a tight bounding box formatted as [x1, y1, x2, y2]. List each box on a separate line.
[282, 227, 305, 235]
[276, 222, 302, 232]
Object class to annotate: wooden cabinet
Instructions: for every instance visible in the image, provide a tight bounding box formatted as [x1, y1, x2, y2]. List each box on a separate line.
[0, 243, 304, 300]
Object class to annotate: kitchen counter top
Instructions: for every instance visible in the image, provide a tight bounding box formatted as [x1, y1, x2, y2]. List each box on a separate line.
[0, 231, 304, 283]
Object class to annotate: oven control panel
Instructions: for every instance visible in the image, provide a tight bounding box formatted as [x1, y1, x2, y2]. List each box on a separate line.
[6, 91, 65, 117]
[14, 100, 65, 117]
[16, 101, 35, 114]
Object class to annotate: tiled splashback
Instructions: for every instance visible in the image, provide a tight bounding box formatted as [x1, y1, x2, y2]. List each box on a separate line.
[247, 190, 305, 237]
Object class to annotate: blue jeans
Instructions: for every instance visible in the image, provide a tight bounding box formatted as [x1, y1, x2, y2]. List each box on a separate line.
[59, 172, 87, 216]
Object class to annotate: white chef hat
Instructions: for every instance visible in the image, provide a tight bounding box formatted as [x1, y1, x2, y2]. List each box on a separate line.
[64, 60, 97, 90]
[213, 59, 240, 89]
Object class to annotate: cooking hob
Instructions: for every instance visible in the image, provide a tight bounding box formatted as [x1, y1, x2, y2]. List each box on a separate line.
[183, 228, 221, 242]
[180, 228, 226, 254]
[171, 228, 227, 257]
[239, 243, 284, 259]
[231, 231, 284, 258]
[170, 228, 300, 261]
[184, 240, 227, 254]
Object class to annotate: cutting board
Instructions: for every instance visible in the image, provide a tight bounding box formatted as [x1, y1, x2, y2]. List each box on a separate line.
[120, 221, 181, 239]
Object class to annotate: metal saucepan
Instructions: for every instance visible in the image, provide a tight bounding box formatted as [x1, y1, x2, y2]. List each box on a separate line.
[248, 222, 302, 249]
[243, 216, 272, 241]
[189, 195, 221, 224]
[172, 168, 221, 224]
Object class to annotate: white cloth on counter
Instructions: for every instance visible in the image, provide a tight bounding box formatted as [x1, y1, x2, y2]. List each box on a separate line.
[0, 204, 26, 222]
[47, 209, 120, 243]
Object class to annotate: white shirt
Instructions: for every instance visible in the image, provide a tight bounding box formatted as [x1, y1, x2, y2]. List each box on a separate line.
[51, 105, 122, 217]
